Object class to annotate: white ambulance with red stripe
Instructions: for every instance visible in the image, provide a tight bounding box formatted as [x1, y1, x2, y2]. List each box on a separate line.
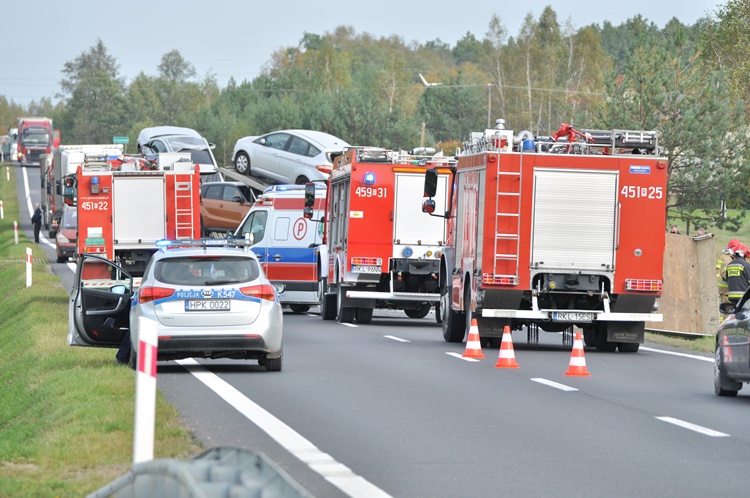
[423, 123, 666, 352]
[235, 184, 326, 313]
[308, 147, 453, 324]
[66, 153, 202, 277]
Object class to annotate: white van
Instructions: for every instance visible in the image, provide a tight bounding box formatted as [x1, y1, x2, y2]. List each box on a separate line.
[235, 183, 327, 313]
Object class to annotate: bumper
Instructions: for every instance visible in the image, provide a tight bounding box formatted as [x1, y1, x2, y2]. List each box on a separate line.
[346, 290, 440, 302]
[480, 309, 663, 322]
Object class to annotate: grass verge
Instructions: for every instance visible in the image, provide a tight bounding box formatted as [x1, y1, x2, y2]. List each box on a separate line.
[0, 164, 201, 497]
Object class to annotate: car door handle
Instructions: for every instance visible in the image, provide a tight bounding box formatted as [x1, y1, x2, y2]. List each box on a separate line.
[255, 254, 264, 260]
[272, 254, 282, 261]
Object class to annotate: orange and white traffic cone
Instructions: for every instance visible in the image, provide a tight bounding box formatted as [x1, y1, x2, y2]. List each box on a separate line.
[462, 318, 485, 359]
[564, 330, 591, 377]
[494, 325, 519, 368]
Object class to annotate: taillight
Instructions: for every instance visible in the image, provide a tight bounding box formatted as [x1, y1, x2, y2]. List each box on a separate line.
[316, 164, 332, 174]
[139, 286, 175, 303]
[240, 284, 276, 301]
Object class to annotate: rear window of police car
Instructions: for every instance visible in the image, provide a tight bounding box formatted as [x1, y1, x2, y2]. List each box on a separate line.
[155, 256, 260, 285]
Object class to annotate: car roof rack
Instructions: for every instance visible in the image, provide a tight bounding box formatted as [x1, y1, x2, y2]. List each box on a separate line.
[156, 238, 253, 253]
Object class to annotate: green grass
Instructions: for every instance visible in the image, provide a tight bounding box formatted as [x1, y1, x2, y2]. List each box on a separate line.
[0, 163, 201, 497]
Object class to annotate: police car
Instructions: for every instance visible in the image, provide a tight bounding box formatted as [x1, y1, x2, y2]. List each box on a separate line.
[68, 239, 284, 371]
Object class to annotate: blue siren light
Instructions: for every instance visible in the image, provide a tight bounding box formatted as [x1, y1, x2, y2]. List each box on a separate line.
[364, 172, 376, 185]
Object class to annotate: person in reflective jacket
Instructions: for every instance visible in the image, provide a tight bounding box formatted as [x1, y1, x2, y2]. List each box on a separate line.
[724, 246, 750, 305]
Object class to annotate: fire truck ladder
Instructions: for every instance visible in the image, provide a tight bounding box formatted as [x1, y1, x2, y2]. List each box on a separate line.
[174, 176, 195, 239]
[493, 156, 522, 285]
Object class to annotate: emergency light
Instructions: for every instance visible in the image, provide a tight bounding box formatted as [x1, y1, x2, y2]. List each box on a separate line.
[363, 172, 376, 185]
[90, 176, 100, 194]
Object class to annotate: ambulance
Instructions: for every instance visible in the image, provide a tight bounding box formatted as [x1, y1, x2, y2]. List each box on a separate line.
[234, 184, 327, 313]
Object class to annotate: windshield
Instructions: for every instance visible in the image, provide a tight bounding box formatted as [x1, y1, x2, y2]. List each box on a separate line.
[154, 256, 260, 285]
[61, 209, 77, 229]
[21, 129, 50, 146]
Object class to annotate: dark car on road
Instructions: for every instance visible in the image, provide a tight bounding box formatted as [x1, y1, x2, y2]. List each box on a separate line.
[715, 295, 750, 396]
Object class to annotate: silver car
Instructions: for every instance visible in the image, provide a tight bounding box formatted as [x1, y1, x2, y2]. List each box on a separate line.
[138, 126, 224, 183]
[232, 129, 349, 184]
[68, 239, 284, 371]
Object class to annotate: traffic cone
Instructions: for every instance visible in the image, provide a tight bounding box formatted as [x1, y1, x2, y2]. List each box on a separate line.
[462, 318, 485, 359]
[494, 325, 519, 368]
[564, 330, 591, 377]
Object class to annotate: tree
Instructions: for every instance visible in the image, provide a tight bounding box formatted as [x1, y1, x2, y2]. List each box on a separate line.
[596, 42, 750, 231]
[58, 39, 127, 143]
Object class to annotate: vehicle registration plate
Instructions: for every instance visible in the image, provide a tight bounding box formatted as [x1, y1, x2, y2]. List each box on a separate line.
[551, 311, 594, 322]
[185, 299, 230, 311]
[352, 265, 381, 274]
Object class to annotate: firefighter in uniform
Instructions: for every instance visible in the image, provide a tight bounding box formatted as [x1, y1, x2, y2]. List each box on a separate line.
[717, 240, 740, 304]
[724, 245, 750, 306]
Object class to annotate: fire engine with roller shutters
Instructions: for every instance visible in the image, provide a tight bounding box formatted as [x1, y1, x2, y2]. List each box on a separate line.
[422, 122, 666, 352]
[308, 147, 454, 324]
[64, 153, 202, 277]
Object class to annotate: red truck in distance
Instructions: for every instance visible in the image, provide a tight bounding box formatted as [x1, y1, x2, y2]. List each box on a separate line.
[16, 117, 54, 166]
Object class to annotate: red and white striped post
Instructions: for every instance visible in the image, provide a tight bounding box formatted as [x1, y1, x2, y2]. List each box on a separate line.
[0, 200, 4, 219]
[5, 166, 9, 181]
[14, 221, 18, 244]
[25, 248, 32, 287]
[133, 317, 158, 464]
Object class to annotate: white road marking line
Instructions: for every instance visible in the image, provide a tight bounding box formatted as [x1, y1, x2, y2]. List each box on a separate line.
[176, 358, 393, 498]
[656, 416, 730, 437]
[384, 335, 410, 343]
[531, 378, 578, 392]
[445, 352, 480, 362]
[641, 346, 714, 362]
[340, 323, 358, 328]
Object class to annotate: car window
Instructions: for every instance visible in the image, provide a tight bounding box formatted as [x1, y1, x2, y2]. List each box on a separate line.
[152, 140, 168, 153]
[62, 209, 77, 229]
[274, 217, 290, 242]
[740, 297, 750, 312]
[222, 186, 241, 202]
[202, 185, 222, 200]
[306, 145, 321, 158]
[154, 256, 260, 285]
[237, 185, 256, 203]
[238, 210, 268, 244]
[287, 137, 309, 156]
[263, 133, 291, 151]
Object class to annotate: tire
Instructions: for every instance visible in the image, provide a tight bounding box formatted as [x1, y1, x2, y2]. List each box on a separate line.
[714, 344, 741, 396]
[289, 304, 310, 314]
[56, 255, 66, 263]
[336, 284, 355, 323]
[319, 278, 336, 320]
[128, 344, 137, 371]
[617, 342, 640, 353]
[235, 151, 251, 175]
[434, 302, 442, 324]
[264, 354, 282, 372]
[441, 281, 465, 343]
[295, 176, 310, 185]
[404, 303, 431, 319]
[356, 307, 373, 324]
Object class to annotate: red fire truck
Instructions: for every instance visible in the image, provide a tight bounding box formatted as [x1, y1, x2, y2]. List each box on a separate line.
[310, 147, 454, 323]
[16, 117, 53, 166]
[422, 123, 666, 352]
[64, 153, 202, 276]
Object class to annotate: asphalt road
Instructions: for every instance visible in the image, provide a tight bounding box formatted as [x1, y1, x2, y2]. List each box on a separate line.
[14, 163, 750, 498]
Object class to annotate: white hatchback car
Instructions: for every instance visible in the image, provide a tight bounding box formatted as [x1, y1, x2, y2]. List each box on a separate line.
[138, 126, 223, 183]
[68, 239, 284, 371]
[232, 129, 349, 184]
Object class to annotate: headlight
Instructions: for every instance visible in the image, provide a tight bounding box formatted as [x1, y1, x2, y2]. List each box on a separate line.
[57, 233, 70, 244]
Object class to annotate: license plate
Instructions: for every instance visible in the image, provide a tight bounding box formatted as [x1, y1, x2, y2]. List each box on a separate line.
[352, 265, 381, 274]
[551, 311, 594, 322]
[185, 299, 230, 311]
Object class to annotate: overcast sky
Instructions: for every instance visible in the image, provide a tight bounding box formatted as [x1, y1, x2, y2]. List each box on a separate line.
[1, 0, 725, 107]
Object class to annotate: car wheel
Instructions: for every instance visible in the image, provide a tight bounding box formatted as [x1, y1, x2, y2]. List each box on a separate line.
[594, 323, 617, 352]
[441, 280, 465, 343]
[235, 152, 251, 175]
[336, 284, 355, 323]
[434, 302, 442, 324]
[56, 255, 66, 263]
[295, 176, 310, 185]
[356, 307, 373, 324]
[617, 342, 640, 353]
[714, 343, 741, 396]
[404, 303, 431, 319]
[128, 344, 137, 371]
[319, 278, 336, 320]
[264, 354, 282, 372]
[289, 304, 310, 314]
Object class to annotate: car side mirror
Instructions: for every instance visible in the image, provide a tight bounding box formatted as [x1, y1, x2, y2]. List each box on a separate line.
[110, 284, 128, 295]
[303, 206, 314, 219]
[424, 168, 438, 198]
[422, 199, 436, 214]
[720, 301, 737, 315]
[259, 138, 267, 146]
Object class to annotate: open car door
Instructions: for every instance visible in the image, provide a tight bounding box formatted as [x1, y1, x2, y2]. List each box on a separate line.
[68, 255, 133, 348]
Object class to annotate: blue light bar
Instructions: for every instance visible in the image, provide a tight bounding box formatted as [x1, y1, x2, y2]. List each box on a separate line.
[364, 172, 376, 185]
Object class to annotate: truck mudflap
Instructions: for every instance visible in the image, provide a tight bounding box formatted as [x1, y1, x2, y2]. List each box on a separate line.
[346, 290, 440, 302]
[480, 309, 663, 322]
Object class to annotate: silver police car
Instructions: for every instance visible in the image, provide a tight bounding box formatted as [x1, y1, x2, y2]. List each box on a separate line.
[68, 239, 284, 371]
